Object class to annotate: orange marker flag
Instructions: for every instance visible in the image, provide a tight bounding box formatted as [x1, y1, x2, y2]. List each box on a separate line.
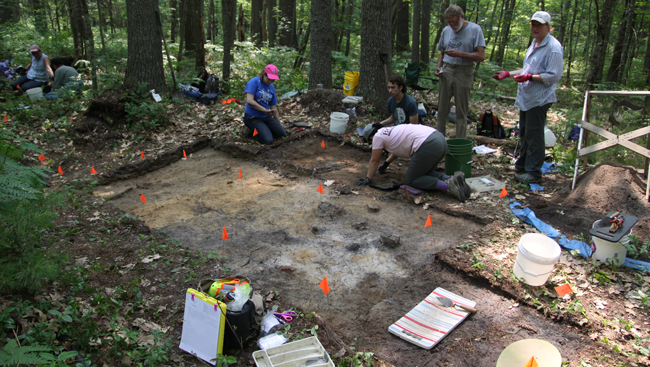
[404, 186, 408, 198]
[38, 153, 45, 162]
[424, 215, 432, 228]
[183, 150, 187, 158]
[555, 284, 573, 297]
[140, 151, 145, 159]
[499, 187, 508, 198]
[16, 84, 21, 89]
[140, 194, 146, 203]
[317, 184, 324, 194]
[90, 166, 97, 175]
[524, 356, 539, 367]
[319, 277, 330, 296]
[58, 166, 64, 175]
[238, 169, 242, 178]
[253, 128, 258, 137]
[3, 114, 8, 121]
[321, 140, 325, 148]
[222, 226, 229, 240]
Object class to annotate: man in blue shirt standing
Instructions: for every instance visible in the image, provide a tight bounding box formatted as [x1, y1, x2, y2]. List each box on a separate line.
[493, 11, 563, 183]
[243, 64, 287, 144]
[435, 5, 486, 139]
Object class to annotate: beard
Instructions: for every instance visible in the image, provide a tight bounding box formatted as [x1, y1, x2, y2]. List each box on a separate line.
[453, 19, 464, 32]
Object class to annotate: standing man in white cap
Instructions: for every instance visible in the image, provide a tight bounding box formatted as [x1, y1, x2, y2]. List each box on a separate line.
[10, 45, 54, 92]
[492, 11, 563, 184]
[435, 5, 486, 139]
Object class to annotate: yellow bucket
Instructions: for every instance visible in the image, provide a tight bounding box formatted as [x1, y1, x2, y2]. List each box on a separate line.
[343, 71, 359, 96]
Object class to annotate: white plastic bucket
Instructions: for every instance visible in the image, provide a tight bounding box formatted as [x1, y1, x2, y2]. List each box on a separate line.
[513, 233, 561, 286]
[330, 112, 349, 134]
[591, 220, 630, 264]
[26, 88, 44, 101]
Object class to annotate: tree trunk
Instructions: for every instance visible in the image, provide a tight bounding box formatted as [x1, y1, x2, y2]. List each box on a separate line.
[183, 0, 205, 68]
[278, 0, 297, 48]
[251, 0, 263, 46]
[68, 0, 86, 59]
[0, 0, 16, 24]
[359, 0, 391, 105]
[97, 0, 107, 56]
[344, 0, 352, 56]
[605, 0, 630, 83]
[222, 0, 236, 89]
[411, 0, 420, 64]
[170, 0, 177, 42]
[585, 0, 619, 88]
[564, 0, 579, 86]
[292, 20, 310, 69]
[237, 3, 245, 42]
[80, 0, 98, 90]
[617, 0, 635, 84]
[106, 0, 115, 32]
[484, 0, 500, 45]
[207, 0, 214, 41]
[267, 0, 277, 46]
[489, 0, 507, 61]
[393, 0, 409, 53]
[494, 0, 515, 65]
[125, 0, 166, 91]
[644, 28, 650, 86]
[309, 0, 332, 89]
[261, 0, 268, 43]
[31, 0, 48, 33]
[431, 0, 448, 59]
[420, 0, 431, 66]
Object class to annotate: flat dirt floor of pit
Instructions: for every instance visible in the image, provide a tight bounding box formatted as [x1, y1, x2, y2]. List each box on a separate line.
[94, 137, 608, 366]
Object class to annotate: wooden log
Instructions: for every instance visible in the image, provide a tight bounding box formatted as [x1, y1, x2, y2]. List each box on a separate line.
[468, 135, 517, 148]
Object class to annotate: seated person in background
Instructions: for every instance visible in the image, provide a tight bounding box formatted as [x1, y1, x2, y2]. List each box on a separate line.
[376, 75, 419, 174]
[10, 45, 53, 92]
[243, 64, 287, 144]
[45, 57, 82, 99]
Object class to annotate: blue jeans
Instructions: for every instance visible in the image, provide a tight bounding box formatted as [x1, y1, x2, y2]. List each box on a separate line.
[45, 80, 83, 99]
[243, 114, 287, 144]
[11, 75, 46, 91]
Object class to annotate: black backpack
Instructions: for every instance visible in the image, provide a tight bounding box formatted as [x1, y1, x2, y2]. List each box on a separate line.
[192, 69, 220, 94]
[478, 110, 506, 139]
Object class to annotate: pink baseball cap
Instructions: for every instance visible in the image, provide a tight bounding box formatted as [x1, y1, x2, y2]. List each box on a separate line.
[264, 64, 280, 80]
[29, 45, 41, 52]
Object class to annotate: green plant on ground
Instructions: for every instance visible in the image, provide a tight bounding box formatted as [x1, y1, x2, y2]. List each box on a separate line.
[215, 354, 238, 367]
[335, 352, 375, 367]
[470, 253, 485, 270]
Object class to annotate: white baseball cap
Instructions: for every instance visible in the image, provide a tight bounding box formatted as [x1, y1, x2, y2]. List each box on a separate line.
[530, 11, 551, 24]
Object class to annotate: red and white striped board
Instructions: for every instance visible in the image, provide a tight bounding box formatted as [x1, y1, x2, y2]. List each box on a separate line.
[388, 287, 476, 349]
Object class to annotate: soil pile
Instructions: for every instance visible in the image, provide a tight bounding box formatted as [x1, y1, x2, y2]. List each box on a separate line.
[536, 164, 650, 259]
[298, 90, 347, 117]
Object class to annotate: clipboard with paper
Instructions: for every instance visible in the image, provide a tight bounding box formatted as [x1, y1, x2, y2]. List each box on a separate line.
[179, 288, 227, 365]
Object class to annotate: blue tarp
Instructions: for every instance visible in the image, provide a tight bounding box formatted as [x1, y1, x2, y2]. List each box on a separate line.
[541, 162, 557, 174]
[509, 200, 650, 273]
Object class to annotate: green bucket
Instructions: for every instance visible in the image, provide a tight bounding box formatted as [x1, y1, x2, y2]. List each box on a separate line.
[445, 138, 473, 178]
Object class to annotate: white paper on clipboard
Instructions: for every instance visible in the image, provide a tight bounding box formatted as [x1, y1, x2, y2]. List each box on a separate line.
[179, 289, 226, 365]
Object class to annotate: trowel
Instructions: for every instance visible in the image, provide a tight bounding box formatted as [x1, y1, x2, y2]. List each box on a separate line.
[436, 296, 477, 313]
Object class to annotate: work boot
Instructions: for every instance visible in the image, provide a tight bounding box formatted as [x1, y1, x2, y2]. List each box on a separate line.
[454, 171, 472, 199]
[446, 176, 465, 203]
[515, 172, 542, 184]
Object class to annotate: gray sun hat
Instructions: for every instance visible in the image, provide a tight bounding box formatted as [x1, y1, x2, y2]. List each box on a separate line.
[362, 123, 377, 142]
[530, 11, 551, 24]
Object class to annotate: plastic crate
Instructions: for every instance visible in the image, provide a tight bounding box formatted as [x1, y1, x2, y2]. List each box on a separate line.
[253, 336, 334, 367]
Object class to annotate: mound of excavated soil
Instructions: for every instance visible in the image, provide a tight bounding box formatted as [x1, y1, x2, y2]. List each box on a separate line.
[537, 164, 650, 260]
[298, 90, 347, 117]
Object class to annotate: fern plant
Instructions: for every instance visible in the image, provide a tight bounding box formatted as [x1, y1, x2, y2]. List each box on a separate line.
[0, 339, 80, 366]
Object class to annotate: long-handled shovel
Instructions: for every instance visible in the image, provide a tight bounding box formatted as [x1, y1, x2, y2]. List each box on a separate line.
[155, 10, 182, 100]
[380, 52, 389, 86]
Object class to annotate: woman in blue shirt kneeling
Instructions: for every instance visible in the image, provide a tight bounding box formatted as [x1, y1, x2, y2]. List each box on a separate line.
[243, 64, 287, 144]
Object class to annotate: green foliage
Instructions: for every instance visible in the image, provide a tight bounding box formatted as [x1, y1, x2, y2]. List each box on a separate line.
[215, 354, 238, 367]
[335, 352, 375, 367]
[124, 84, 170, 131]
[625, 235, 650, 260]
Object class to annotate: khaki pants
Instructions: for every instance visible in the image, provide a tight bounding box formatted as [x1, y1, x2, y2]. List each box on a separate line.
[436, 63, 474, 139]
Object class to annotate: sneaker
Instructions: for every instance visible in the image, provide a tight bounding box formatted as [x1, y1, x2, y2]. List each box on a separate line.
[515, 173, 542, 183]
[446, 176, 466, 203]
[454, 171, 472, 199]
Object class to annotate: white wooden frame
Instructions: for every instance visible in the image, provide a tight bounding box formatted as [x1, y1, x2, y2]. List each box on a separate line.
[572, 91, 650, 199]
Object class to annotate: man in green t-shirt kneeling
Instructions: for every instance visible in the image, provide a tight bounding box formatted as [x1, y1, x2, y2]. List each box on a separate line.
[45, 57, 82, 100]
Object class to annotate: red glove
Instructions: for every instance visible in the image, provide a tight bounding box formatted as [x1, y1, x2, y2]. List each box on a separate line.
[492, 71, 510, 80]
[514, 73, 533, 83]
